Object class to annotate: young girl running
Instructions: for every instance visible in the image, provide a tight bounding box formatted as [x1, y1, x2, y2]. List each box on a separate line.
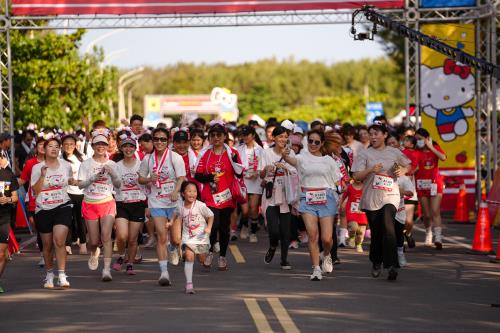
[173, 181, 214, 294]
[78, 130, 121, 282]
[342, 180, 368, 253]
[112, 131, 147, 275]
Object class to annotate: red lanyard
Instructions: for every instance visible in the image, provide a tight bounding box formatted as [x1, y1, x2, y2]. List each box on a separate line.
[205, 148, 224, 174]
[154, 149, 168, 187]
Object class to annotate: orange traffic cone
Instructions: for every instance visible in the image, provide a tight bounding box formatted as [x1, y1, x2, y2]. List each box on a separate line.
[453, 183, 470, 223]
[470, 201, 493, 254]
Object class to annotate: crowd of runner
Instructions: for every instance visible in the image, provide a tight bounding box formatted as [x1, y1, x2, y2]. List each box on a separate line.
[0, 113, 447, 293]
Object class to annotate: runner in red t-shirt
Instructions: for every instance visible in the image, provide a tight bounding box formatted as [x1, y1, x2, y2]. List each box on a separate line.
[342, 181, 368, 253]
[401, 135, 419, 249]
[194, 123, 242, 271]
[414, 128, 447, 250]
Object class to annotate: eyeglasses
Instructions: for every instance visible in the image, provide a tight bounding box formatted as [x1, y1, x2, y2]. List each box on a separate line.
[209, 132, 224, 138]
[308, 139, 321, 146]
[152, 137, 168, 143]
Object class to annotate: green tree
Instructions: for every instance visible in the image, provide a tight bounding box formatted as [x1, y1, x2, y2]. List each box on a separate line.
[11, 29, 117, 130]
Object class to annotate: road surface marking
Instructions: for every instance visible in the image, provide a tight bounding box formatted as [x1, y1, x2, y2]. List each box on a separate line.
[244, 298, 273, 333]
[267, 298, 300, 333]
[413, 226, 471, 249]
[229, 244, 246, 263]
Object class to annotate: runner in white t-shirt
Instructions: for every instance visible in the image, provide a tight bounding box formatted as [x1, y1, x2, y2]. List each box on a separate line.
[31, 138, 75, 289]
[78, 131, 121, 282]
[172, 181, 214, 294]
[138, 127, 186, 286]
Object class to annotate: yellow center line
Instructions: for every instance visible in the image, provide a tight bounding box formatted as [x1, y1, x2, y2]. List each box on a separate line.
[267, 298, 300, 333]
[229, 244, 246, 263]
[244, 298, 274, 333]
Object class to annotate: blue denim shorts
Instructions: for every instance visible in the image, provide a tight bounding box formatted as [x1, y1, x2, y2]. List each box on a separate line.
[298, 188, 338, 218]
[150, 207, 175, 219]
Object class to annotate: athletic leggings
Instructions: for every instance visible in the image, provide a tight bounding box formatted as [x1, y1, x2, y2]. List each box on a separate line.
[266, 206, 291, 263]
[208, 207, 233, 257]
[69, 194, 86, 244]
[395, 221, 405, 248]
[364, 204, 398, 268]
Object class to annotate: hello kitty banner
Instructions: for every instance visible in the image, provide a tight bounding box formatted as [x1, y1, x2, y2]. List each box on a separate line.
[420, 23, 476, 209]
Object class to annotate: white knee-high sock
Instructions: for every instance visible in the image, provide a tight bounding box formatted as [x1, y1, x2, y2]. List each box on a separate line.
[184, 261, 194, 284]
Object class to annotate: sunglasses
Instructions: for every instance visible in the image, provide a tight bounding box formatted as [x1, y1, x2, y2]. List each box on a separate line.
[209, 132, 224, 138]
[308, 139, 321, 146]
[152, 137, 168, 143]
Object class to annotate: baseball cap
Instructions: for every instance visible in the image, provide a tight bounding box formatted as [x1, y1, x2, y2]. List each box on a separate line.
[120, 137, 136, 147]
[92, 134, 109, 145]
[173, 130, 189, 142]
[289, 134, 303, 147]
[293, 126, 304, 135]
[281, 120, 294, 131]
[240, 125, 254, 136]
[0, 132, 13, 142]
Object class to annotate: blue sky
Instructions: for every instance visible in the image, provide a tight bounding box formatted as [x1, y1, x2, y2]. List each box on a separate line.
[80, 24, 386, 68]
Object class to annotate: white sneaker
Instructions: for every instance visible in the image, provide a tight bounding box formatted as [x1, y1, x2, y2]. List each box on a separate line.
[300, 232, 309, 244]
[101, 269, 112, 282]
[213, 242, 221, 253]
[58, 273, 70, 288]
[38, 255, 45, 268]
[144, 237, 156, 249]
[168, 246, 180, 266]
[321, 254, 333, 273]
[289, 241, 299, 249]
[240, 226, 249, 240]
[310, 267, 323, 281]
[425, 230, 433, 246]
[43, 272, 55, 289]
[249, 234, 258, 243]
[158, 271, 171, 286]
[88, 247, 100, 271]
[356, 244, 364, 253]
[65, 246, 72, 255]
[203, 252, 214, 268]
[398, 250, 408, 267]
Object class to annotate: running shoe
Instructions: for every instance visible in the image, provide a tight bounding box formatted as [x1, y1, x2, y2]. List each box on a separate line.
[126, 264, 136, 275]
[134, 253, 143, 264]
[144, 237, 156, 249]
[364, 229, 371, 239]
[218, 256, 228, 271]
[299, 232, 308, 244]
[101, 269, 112, 282]
[405, 232, 416, 249]
[65, 246, 72, 255]
[425, 230, 433, 246]
[310, 267, 323, 281]
[230, 229, 238, 241]
[79, 243, 88, 255]
[397, 250, 408, 267]
[88, 248, 100, 271]
[347, 237, 356, 248]
[356, 244, 364, 253]
[387, 266, 398, 281]
[280, 261, 292, 270]
[264, 247, 276, 264]
[158, 271, 171, 286]
[249, 234, 258, 243]
[168, 245, 180, 266]
[322, 254, 333, 273]
[239, 225, 249, 240]
[213, 242, 221, 253]
[289, 241, 299, 249]
[371, 264, 382, 278]
[203, 252, 214, 268]
[434, 231, 443, 250]
[112, 256, 124, 271]
[38, 255, 45, 268]
[185, 282, 195, 294]
[43, 272, 55, 289]
[58, 273, 70, 288]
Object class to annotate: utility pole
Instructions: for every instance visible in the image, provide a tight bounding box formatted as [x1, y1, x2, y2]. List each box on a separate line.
[118, 67, 144, 121]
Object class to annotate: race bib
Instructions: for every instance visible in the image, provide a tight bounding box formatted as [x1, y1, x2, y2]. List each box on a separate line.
[92, 182, 111, 193]
[372, 174, 394, 192]
[158, 180, 175, 199]
[213, 188, 232, 205]
[350, 202, 361, 213]
[41, 188, 64, 206]
[305, 189, 327, 205]
[122, 189, 142, 203]
[417, 179, 432, 190]
[430, 183, 438, 196]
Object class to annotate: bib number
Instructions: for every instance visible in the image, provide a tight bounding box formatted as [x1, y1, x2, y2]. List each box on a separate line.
[372, 174, 394, 192]
[213, 188, 232, 205]
[122, 189, 142, 203]
[158, 181, 175, 199]
[305, 189, 327, 205]
[91, 182, 111, 194]
[417, 179, 432, 190]
[350, 202, 361, 213]
[430, 183, 438, 196]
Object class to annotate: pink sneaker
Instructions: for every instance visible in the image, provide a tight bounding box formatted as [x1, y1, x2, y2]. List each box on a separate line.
[126, 264, 136, 275]
[112, 257, 124, 271]
[364, 229, 371, 239]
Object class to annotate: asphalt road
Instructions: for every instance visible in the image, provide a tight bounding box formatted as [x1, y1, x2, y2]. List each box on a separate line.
[1, 221, 500, 333]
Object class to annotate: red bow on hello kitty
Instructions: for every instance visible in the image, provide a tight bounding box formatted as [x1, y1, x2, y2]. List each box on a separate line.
[443, 59, 471, 79]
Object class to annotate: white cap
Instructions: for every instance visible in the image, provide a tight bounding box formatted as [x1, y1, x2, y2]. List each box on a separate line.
[293, 126, 304, 134]
[92, 134, 108, 145]
[281, 119, 294, 131]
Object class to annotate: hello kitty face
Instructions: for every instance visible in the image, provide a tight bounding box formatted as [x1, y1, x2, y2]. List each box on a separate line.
[122, 172, 138, 188]
[46, 174, 63, 187]
[421, 64, 474, 110]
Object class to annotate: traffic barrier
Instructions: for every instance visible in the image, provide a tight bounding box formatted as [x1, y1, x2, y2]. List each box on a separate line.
[470, 201, 493, 254]
[452, 183, 470, 223]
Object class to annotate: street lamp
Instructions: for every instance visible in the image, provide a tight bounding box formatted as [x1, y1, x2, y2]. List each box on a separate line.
[118, 67, 144, 121]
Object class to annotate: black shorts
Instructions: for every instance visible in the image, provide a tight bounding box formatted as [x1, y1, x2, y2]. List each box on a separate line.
[34, 203, 73, 234]
[116, 201, 146, 223]
[404, 199, 418, 205]
[0, 222, 10, 244]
